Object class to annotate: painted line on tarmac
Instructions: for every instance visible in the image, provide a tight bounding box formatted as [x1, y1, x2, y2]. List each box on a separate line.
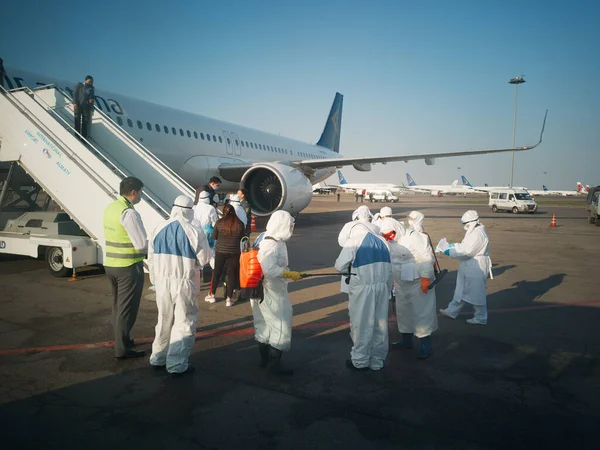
[1, 299, 599, 357]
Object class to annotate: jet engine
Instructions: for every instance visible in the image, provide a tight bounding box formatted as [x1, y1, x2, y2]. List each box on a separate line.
[241, 163, 313, 216]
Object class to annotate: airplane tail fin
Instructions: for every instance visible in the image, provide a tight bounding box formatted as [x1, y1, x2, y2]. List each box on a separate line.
[484, 183, 489, 187]
[543, 185, 548, 191]
[316, 93, 343, 153]
[577, 182, 585, 192]
[338, 170, 347, 185]
[406, 173, 417, 186]
[451, 180, 458, 187]
[461, 175, 473, 187]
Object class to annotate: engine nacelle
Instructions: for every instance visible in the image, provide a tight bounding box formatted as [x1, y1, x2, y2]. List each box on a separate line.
[425, 157, 435, 166]
[241, 163, 313, 216]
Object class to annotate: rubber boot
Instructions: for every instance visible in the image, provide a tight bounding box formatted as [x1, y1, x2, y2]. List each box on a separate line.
[392, 333, 413, 349]
[418, 336, 432, 359]
[258, 343, 270, 368]
[266, 346, 294, 376]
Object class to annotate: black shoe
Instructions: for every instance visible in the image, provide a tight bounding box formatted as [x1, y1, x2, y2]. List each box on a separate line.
[345, 359, 369, 372]
[417, 336, 432, 359]
[126, 338, 135, 347]
[391, 333, 413, 349]
[266, 347, 294, 376]
[171, 364, 195, 377]
[259, 343, 270, 368]
[115, 350, 146, 360]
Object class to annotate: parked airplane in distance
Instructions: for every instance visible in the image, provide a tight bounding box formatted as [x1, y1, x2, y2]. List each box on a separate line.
[405, 173, 475, 195]
[3, 67, 547, 216]
[328, 170, 404, 194]
[578, 182, 591, 193]
[528, 183, 588, 196]
[312, 181, 337, 194]
[461, 176, 527, 192]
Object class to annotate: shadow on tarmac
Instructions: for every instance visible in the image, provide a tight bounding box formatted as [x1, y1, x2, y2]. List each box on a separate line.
[0, 195, 592, 449]
[2, 267, 598, 449]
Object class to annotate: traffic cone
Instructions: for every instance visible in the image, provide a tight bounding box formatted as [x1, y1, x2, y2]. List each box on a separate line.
[549, 213, 557, 228]
[251, 214, 257, 232]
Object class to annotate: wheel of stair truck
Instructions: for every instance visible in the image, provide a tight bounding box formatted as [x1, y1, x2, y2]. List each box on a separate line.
[45, 247, 73, 278]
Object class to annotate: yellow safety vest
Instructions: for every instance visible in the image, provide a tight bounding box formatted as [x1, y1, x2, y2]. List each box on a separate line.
[103, 196, 145, 267]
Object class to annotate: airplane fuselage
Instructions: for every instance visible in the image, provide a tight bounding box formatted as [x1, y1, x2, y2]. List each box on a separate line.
[4, 68, 338, 191]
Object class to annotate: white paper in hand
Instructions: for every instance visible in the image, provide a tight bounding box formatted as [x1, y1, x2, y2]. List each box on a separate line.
[436, 238, 449, 253]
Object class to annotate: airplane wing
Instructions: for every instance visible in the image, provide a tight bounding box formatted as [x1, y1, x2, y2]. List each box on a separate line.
[219, 110, 547, 181]
[297, 110, 547, 172]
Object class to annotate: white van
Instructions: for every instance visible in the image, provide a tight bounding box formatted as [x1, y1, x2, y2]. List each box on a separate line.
[368, 191, 399, 203]
[489, 189, 537, 214]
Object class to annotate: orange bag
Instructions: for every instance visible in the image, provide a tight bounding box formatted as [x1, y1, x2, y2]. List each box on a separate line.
[239, 237, 263, 289]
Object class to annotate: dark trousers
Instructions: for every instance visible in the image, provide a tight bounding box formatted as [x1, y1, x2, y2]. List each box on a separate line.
[210, 252, 240, 299]
[105, 262, 145, 357]
[74, 106, 91, 138]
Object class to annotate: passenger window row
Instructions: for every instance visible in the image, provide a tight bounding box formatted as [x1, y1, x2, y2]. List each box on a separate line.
[298, 151, 326, 160]
[111, 115, 326, 160]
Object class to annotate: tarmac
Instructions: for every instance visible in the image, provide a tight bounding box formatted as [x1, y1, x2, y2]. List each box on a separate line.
[1, 195, 599, 449]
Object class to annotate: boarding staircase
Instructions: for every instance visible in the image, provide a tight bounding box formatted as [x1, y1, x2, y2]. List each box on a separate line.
[0, 84, 195, 262]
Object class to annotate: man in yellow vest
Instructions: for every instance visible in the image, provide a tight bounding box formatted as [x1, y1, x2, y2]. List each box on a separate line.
[103, 177, 147, 359]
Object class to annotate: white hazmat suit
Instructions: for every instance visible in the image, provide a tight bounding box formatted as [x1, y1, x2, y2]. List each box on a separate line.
[252, 211, 299, 375]
[372, 206, 405, 236]
[193, 191, 218, 249]
[337, 206, 380, 247]
[335, 221, 393, 370]
[439, 210, 491, 325]
[382, 212, 437, 358]
[148, 195, 211, 374]
[229, 194, 248, 228]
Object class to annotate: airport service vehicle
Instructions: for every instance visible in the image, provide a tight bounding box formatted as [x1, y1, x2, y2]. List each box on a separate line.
[585, 186, 600, 226]
[369, 191, 399, 203]
[489, 189, 537, 214]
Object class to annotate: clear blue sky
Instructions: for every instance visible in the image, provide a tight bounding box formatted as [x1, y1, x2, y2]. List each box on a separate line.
[2, 0, 599, 189]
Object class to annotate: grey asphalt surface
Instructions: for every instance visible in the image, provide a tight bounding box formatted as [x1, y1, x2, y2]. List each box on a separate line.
[1, 195, 599, 450]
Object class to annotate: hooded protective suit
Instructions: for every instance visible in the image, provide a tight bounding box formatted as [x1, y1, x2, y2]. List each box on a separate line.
[441, 210, 491, 324]
[252, 211, 295, 351]
[335, 221, 393, 370]
[382, 212, 438, 339]
[148, 195, 211, 373]
[372, 207, 391, 229]
[193, 191, 218, 249]
[229, 194, 248, 228]
[338, 206, 380, 247]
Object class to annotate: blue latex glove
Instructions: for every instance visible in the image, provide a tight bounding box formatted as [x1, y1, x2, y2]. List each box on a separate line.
[443, 249, 450, 255]
[448, 243, 455, 248]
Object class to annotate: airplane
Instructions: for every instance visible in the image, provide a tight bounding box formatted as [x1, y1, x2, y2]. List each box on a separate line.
[326, 170, 405, 194]
[2, 67, 547, 216]
[528, 183, 588, 196]
[461, 176, 528, 192]
[405, 173, 475, 195]
[312, 181, 337, 194]
[579, 182, 591, 193]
